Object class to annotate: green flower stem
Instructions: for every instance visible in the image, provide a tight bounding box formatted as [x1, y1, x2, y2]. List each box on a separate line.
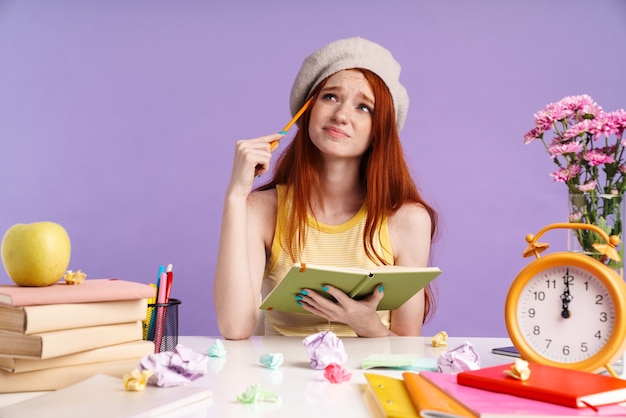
[570, 192, 624, 271]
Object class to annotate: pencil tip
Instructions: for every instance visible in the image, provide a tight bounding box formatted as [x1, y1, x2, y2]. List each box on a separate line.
[166, 263, 173, 272]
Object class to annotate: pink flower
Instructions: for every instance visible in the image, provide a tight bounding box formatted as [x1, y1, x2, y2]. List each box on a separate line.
[532, 95, 601, 133]
[589, 113, 620, 139]
[569, 211, 582, 222]
[323, 363, 352, 384]
[561, 120, 593, 141]
[583, 150, 615, 166]
[533, 109, 560, 132]
[550, 164, 581, 182]
[523, 127, 542, 145]
[560, 94, 601, 115]
[548, 141, 582, 157]
[577, 180, 597, 192]
[525, 95, 626, 199]
[597, 110, 626, 137]
[610, 109, 626, 132]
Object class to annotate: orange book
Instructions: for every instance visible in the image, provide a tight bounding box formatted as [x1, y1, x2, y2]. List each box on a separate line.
[402, 372, 476, 417]
[0, 279, 156, 306]
[457, 362, 626, 409]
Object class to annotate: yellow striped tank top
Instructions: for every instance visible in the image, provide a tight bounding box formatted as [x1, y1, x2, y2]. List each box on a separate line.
[262, 184, 393, 336]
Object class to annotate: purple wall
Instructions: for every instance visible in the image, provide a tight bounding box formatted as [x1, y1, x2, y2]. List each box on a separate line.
[1, 1, 625, 338]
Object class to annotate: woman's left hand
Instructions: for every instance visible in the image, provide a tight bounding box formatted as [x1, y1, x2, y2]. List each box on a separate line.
[297, 284, 392, 337]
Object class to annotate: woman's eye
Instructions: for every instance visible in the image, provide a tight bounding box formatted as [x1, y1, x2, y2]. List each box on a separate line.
[322, 93, 338, 102]
[358, 104, 373, 113]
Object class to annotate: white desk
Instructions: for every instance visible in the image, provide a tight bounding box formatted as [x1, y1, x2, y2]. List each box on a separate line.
[0, 335, 513, 417]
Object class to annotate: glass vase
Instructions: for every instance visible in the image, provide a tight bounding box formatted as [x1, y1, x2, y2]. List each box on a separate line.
[567, 192, 625, 275]
[568, 192, 626, 377]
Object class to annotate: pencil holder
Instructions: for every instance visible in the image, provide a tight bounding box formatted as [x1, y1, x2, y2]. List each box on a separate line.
[146, 298, 181, 353]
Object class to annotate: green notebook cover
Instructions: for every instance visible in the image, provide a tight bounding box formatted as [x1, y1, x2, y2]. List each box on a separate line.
[259, 263, 441, 314]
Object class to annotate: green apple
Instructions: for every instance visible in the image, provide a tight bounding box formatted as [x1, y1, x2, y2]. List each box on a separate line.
[1, 222, 71, 287]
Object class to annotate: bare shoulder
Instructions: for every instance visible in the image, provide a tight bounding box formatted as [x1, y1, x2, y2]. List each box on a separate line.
[388, 202, 432, 232]
[387, 203, 432, 265]
[247, 188, 278, 223]
[247, 189, 278, 247]
[247, 188, 277, 210]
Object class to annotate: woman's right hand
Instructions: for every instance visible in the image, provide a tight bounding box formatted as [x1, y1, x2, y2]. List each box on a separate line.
[227, 132, 285, 196]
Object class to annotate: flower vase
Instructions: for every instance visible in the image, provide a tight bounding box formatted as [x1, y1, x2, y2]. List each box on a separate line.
[567, 192, 625, 276]
[568, 192, 626, 378]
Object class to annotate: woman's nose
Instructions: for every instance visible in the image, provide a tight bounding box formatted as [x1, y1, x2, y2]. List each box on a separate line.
[331, 103, 349, 124]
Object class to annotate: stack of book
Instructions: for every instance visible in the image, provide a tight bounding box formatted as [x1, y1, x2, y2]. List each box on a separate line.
[0, 279, 157, 393]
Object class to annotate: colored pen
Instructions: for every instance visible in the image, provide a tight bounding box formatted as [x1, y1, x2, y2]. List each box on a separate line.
[156, 272, 168, 304]
[148, 265, 165, 341]
[255, 97, 314, 175]
[269, 97, 314, 151]
[153, 271, 168, 353]
[143, 283, 158, 340]
[165, 263, 174, 303]
[155, 265, 165, 293]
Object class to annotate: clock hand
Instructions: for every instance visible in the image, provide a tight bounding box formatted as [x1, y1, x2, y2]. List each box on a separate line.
[560, 268, 574, 319]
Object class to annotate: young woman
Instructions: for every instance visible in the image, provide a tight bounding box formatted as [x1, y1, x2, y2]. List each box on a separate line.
[214, 37, 438, 339]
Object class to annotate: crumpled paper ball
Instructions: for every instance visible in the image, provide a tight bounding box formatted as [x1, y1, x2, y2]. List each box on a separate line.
[505, 358, 531, 381]
[260, 353, 284, 369]
[302, 331, 348, 370]
[236, 384, 280, 404]
[139, 344, 208, 387]
[437, 341, 480, 374]
[324, 363, 352, 383]
[208, 339, 227, 357]
[64, 269, 87, 285]
[122, 369, 153, 391]
[431, 331, 448, 347]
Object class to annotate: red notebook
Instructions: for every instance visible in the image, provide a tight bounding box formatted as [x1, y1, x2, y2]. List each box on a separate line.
[457, 362, 626, 409]
[421, 371, 626, 417]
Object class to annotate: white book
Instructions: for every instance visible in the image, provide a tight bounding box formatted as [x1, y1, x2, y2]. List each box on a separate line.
[0, 374, 213, 418]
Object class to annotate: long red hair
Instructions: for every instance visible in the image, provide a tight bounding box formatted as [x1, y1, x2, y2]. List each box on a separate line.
[258, 69, 439, 322]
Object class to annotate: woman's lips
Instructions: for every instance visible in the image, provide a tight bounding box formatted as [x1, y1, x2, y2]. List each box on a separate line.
[323, 126, 349, 138]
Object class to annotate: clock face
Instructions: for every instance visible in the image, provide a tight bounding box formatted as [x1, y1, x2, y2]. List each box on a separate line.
[515, 264, 615, 364]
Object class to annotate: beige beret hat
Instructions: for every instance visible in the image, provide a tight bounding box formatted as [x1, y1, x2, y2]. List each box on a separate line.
[289, 37, 409, 132]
